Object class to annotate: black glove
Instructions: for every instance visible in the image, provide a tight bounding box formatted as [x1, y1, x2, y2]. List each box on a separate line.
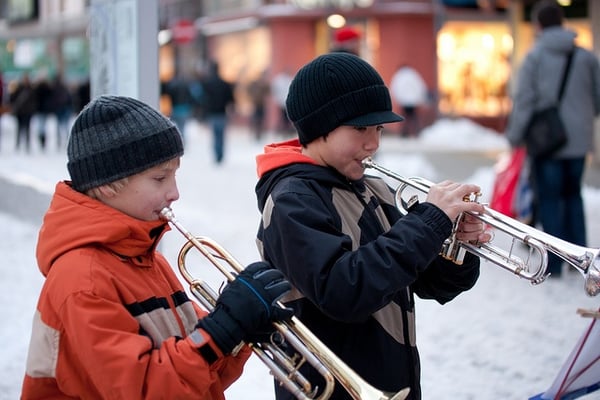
[196, 262, 293, 354]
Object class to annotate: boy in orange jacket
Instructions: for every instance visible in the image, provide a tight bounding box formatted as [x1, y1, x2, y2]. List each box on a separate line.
[21, 95, 292, 399]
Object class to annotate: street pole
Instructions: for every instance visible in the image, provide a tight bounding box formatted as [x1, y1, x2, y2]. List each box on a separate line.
[88, 0, 159, 108]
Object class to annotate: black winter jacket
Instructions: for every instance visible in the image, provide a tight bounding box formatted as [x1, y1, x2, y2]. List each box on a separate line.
[255, 140, 481, 400]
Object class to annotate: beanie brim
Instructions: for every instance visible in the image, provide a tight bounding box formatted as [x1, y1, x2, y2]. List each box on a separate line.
[344, 110, 404, 127]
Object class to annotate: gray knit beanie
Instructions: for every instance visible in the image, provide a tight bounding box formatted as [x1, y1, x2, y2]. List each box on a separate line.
[67, 95, 184, 192]
[286, 52, 403, 145]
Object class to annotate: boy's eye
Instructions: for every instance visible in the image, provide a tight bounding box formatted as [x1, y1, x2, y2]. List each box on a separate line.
[154, 171, 177, 183]
[353, 126, 383, 132]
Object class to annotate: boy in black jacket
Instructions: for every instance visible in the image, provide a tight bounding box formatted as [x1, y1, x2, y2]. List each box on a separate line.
[254, 53, 490, 400]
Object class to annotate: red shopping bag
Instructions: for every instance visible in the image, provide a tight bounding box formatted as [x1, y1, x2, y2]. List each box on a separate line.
[490, 147, 527, 218]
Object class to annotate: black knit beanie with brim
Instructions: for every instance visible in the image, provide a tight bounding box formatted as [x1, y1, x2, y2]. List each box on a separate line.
[285, 52, 403, 145]
[67, 95, 184, 192]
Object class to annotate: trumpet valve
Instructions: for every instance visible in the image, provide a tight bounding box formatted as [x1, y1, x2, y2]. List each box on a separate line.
[441, 236, 465, 265]
[462, 192, 482, 203]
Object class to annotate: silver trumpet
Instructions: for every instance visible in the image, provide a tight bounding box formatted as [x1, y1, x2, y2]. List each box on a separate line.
[362, 157, 600, 297]
[160, 207, 410, 400]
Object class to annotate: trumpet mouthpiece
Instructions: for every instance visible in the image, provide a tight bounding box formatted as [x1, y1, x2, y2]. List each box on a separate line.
[160, 207, 174, 221]
[362, 157, 374, 168]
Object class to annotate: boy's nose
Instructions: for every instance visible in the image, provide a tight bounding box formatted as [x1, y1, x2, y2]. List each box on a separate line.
[168, 184, 180, 202]
[365, 129, 380, 151]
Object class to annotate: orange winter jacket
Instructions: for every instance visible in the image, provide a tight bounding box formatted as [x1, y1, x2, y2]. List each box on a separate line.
[21, 182, 251, 399]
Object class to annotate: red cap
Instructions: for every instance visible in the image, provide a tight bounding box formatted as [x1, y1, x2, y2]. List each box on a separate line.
[335, 27, 360, 43]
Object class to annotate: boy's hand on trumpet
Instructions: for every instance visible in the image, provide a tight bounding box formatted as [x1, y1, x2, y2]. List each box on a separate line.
[426, 181, 491, 244]
[196, 262, 293, 354]
[455, 212, 492, 245]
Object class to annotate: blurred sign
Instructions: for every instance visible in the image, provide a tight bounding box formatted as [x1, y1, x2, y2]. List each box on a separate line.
[13, 39, 35, 67]
[171, 19, 196, 44]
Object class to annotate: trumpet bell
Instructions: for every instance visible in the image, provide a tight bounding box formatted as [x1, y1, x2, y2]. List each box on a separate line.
[584, 256, 600, 296]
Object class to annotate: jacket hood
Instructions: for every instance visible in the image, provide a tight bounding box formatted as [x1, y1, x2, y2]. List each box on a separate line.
[36, 181, 169, 277]
[537, 27, 577, 54]
[255, 139, 317, 178]
[255, 139, 359, 211]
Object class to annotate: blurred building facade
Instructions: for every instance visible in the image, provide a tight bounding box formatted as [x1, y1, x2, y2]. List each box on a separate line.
[0, 0, 89, 85]
[0, 0, 597, 132]
[178, 0, 599, 131]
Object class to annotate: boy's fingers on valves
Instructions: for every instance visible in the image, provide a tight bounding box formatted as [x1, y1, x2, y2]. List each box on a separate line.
[426, 181, 484, 220]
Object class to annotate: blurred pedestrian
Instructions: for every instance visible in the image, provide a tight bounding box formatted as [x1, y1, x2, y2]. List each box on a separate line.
[189, 69, 206, 121]
[247, 69, 270, 141]
[161, 74, 194, 144]
[9, 73, 37, 153]
[34, 76, 53, 150]
[200, 60, 235, 164]
[271, 68, 293, 135]
[51, 75, 73, 149]
[505, 0, 600, 277]
[390, 63, 428, 137]
[73, 79, 90, 114]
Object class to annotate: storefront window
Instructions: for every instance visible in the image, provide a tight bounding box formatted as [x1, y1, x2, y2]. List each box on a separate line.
[437, 13, 593, 120]
[437, 21, 512, 117]
[62, 36, 90, 82]
[211, 25, 271, 117]
[1, 36, 89, 84]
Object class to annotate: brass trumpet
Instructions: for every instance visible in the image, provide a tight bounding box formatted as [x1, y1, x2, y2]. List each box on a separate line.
[160, 207, 410, 400]
[361, 157, 600, 297]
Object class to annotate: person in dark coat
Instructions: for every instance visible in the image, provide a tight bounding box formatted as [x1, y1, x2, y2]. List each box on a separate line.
[73, 79, 90, 114]
[9, 73, 37, 152]
[254, 53, 490, 400]
[34, 77, 54, 150]
[247, 69, 270, 141]
[51, 75, 73, 149]
[505, 0, 600, 277]
[199, 60, 235, 164]
[161, 75, 194, 144]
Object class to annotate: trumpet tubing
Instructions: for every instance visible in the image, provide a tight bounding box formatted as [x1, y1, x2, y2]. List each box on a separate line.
[160, 207, 410, 400]
[362, 157, 600, 297]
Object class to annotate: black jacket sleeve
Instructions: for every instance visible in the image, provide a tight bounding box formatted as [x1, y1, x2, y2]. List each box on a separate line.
[262, 187, 476, 322]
